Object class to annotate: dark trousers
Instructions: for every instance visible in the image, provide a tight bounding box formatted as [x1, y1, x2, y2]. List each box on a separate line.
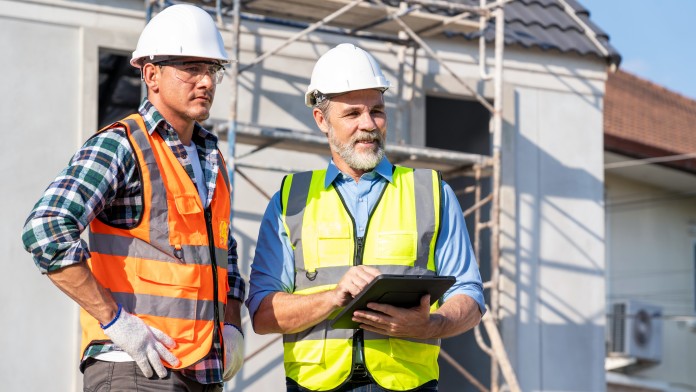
[83, 359, 223, 392]
[286, 377, 438, 392]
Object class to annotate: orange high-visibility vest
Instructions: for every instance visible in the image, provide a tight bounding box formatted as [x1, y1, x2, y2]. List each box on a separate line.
[80, 114, 231, 369]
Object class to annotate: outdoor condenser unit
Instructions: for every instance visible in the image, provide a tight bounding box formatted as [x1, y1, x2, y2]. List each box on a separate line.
[609, 300, 663, 363]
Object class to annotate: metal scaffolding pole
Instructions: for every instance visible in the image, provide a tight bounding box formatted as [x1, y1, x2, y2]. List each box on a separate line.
[489, 6, 505, 391]
[227, 0, 242, 223]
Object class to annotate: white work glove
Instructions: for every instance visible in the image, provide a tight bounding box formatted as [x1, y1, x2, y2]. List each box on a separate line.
[222, 324, 245, 381]
[102, 306, 180, 378]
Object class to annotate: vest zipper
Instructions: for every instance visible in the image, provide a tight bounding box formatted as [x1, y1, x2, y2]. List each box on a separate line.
[354, 237, 364, 267]
[204, 207, 224, 369]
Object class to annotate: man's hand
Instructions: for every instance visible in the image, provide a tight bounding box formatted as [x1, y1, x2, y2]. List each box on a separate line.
[332, 266, 381, 307]
[352, 294, 433, 338]
[222, 325, 245, 381]
[103, 310, 180, 378]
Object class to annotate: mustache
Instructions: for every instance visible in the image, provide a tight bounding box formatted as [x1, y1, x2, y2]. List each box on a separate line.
[351, 131, 383, 144]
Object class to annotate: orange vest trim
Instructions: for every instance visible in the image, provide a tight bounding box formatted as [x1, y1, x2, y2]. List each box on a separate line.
[81, 114, 231, 369]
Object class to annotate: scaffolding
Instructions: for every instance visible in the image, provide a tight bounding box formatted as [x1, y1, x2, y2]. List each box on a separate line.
[145, 0, 519, 390]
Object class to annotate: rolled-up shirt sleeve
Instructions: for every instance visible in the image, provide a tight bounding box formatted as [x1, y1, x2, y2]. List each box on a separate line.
[245, 191, 296, 324]
[436, 181, 487, 315]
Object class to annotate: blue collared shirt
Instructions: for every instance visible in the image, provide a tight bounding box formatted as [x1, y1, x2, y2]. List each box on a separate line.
[246, 158, 486, 322]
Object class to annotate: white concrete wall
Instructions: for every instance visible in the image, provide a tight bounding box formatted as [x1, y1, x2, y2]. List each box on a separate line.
[1, 10, 84, 391]
[606, 173, 696, 389]
[1, 0, 609, 390]
[0, 1, 152, 390]
[497, 64, 607, 391]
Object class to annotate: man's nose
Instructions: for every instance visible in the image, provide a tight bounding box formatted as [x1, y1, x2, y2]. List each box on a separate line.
[196, 71, 215, 87]
[358, 112, 378, 131]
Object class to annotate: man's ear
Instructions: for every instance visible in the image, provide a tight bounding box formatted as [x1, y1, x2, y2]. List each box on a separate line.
[313, 107, 329, 136]
[142, 63, 160, 93]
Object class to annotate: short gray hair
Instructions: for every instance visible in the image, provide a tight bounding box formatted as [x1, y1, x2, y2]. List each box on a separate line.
[315, 95, 332, 118]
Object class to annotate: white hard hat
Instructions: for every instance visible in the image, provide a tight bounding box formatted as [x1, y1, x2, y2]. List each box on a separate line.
[305, 43, 390, 107]
[131, 4, 230, 68]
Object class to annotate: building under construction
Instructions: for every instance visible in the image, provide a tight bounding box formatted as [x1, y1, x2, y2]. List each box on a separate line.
[1, 0, 621, 390]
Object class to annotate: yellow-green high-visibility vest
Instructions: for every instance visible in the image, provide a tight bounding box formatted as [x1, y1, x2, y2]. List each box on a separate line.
[280, 166, 443, 391]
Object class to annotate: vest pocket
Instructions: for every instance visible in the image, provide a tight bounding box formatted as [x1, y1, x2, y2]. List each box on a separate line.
[317, 224, 352, 267]
[174, 194, 203, 215]
[375, 231, 417, 260]
[133, 259, 201, 342]
[135, 258, 202, 288]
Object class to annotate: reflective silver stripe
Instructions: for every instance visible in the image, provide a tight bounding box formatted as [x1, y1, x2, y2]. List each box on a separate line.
[295, 265, 349, 291]
[373, 265, 434, 276]
[112, 292, 224, 321]
[283, 320, 355, 344]
[363, 330, 440, 346]
[413, 169, 437, 270]
[216, 247, 228, 270]
[293, 265, 434, 293]
[284, 171, 313, 278]
[124, 119, 171, 250]
[219, 151, 230, 191]
[89, 232, 221, 266]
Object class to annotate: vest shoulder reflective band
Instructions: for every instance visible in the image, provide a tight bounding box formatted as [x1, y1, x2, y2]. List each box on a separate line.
[280, 166, 442, 391]
[81, 114, 231, 369]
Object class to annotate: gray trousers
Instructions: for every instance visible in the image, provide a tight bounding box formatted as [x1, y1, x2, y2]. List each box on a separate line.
[83, 360, 223, 392]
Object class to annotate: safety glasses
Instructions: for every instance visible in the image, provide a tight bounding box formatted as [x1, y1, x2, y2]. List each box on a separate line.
[156, 60, 225, 85]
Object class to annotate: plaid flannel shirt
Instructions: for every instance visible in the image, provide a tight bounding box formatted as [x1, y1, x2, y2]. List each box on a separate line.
[22, 99, 245, 384]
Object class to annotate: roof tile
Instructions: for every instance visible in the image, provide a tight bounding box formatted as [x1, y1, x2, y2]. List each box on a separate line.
[605, 70, 696, 173]
[448, 0, 620, 65]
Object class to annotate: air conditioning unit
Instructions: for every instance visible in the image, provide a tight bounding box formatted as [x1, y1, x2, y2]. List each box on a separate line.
[609, 300, 663, 363]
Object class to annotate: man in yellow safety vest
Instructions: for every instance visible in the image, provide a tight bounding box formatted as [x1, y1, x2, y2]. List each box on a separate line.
[246, 43, 486, 392]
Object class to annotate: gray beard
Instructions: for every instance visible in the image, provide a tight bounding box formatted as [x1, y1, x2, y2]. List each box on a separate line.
[328, 127, 385, 171]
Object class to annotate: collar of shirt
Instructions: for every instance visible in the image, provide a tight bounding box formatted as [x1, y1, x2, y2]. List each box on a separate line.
[137, 99, 221, 207]
[324, 157, 394, 188]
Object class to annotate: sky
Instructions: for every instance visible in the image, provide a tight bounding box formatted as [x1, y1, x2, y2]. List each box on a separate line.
[579, 0, 696, 101]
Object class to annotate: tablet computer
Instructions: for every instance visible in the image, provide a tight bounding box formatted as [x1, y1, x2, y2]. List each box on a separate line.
[330, 274, 455, 329]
